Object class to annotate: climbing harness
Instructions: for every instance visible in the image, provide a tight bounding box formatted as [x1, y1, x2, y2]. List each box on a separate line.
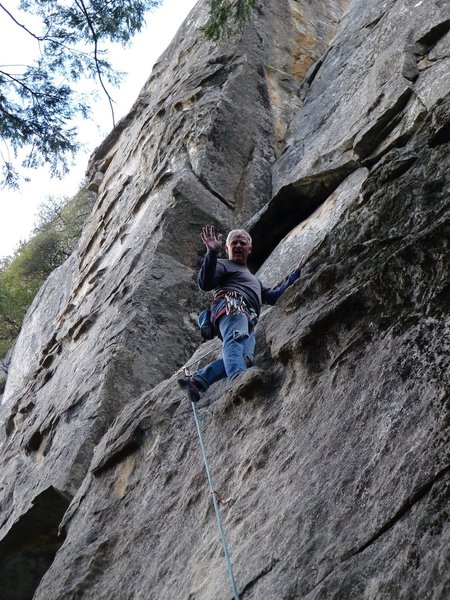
[212, 290, 259, 329]
[190, 398, 240, 600]
[213, 290, 247, 320]
[197, 292, 252, 341]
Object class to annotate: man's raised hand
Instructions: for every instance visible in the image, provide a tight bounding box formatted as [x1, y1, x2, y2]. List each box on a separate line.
[201, 225, 223, 252]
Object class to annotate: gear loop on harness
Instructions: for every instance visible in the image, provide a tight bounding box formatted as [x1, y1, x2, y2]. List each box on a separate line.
[212, 290, 258, 331]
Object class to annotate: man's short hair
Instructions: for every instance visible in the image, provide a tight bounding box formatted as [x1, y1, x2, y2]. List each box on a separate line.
[226, 229, 252, 246]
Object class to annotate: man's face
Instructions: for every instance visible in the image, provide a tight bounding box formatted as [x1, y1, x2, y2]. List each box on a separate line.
[225, 234, 252, 265]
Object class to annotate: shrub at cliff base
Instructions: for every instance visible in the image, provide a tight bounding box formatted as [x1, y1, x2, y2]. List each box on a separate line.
[0, 189, 95, 356]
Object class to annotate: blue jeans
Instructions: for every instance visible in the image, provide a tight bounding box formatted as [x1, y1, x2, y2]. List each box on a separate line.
[194, 311, 255, 391]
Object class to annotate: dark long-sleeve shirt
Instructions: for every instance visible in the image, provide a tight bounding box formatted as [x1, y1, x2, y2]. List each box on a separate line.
[197, 250, 301, 316]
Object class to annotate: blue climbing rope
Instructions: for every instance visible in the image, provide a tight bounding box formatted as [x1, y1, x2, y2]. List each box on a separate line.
[191, 400, 240, 600]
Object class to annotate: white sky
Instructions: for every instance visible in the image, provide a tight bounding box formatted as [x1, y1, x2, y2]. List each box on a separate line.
[0, 0, 198, 259]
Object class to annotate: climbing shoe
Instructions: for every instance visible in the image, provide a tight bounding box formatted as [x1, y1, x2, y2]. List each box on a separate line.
[177, 375, 202, 403]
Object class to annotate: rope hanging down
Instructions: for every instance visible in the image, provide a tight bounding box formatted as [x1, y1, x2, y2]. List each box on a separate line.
[191, 400, 240, 600]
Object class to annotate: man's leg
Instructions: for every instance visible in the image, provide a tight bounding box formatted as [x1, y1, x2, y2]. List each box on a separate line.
[180, 312, 254, 401]
[220, 312, 252, 380]
[192, 358, 227, 392]
[193, 311, 252, 388]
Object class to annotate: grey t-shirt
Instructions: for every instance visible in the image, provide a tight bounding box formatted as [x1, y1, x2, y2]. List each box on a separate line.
[197, 250, 301, 315]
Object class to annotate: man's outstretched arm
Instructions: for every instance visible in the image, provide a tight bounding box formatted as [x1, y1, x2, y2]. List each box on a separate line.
[261, 258, 306, 305]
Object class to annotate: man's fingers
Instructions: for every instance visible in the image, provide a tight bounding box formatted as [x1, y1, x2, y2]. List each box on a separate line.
[201, 225, 222, 250]
[201, 225, 218, 239]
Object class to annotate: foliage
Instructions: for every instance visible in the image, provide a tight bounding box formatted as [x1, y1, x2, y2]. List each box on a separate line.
[34, 190, 94, 254]
[0, 188, 95, 355]
[202, 0, 258, 41]
[0, 259, 43, 356]
[0, 0, 258, 189]
[0, 0, 162, 188]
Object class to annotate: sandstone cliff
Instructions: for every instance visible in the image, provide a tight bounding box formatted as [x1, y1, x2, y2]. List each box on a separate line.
[0, 0, 449, 599]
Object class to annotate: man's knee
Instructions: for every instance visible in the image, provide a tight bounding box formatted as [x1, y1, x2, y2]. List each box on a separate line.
[231, 329, 249, 342]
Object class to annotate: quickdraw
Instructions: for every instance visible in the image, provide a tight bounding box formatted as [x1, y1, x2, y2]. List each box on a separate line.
[211, 489, 236, 509]
[212, 290, 258, 328]
[224, 291, 246, 316]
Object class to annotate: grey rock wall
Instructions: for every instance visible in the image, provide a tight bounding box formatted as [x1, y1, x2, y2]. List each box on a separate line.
[0, 0, 449, 599]
[0, 1, 351, 598]
[250, 0, 450, 266]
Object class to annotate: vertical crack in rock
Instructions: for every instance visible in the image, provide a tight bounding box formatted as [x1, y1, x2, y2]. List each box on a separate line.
[183, 145, 232, 208]
[348, 465, 450, 559]
[354, 88, 413, 160]
[305, 467, 450, 596]
[0, 487, 71, 600]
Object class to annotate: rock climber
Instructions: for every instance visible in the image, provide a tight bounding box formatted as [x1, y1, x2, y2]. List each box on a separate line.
[177, 225, 303, 402]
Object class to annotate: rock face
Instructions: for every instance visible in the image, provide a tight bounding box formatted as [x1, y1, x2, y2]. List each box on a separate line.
[0, 0, 449, 599]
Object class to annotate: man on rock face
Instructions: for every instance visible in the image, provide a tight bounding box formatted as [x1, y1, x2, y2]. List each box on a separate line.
[178, 225, 303, 402]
